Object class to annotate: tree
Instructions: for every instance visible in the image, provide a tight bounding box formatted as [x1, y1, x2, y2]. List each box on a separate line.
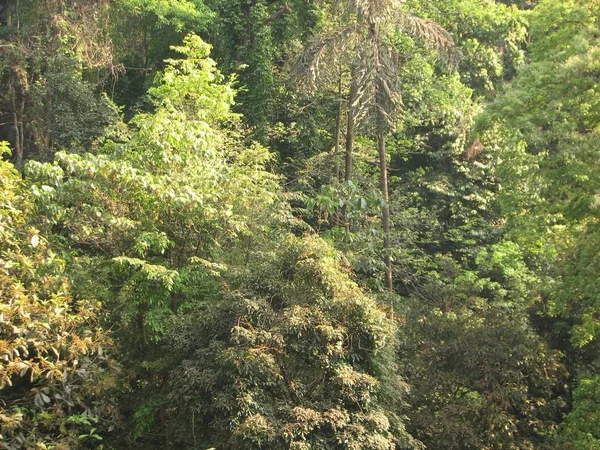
[165, 235, 419, 449]
[474, 0, 600, 446]
[205, 0, 322, 143]
[25, 35, 286, 447]
[108, 0, 214, 116]
[0, 0, 119, 166]
[0, 142, 117, 448]
[296, 1, 456, 289]
[399, 250, 565, 449]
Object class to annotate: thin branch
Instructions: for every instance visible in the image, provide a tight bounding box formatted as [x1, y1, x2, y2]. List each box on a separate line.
[264, 2, 291, 24]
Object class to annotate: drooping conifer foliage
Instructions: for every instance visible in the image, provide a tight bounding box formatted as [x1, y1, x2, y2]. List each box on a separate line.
[1, 0, 599, 448]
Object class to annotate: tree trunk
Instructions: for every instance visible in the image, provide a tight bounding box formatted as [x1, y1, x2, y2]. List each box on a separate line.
[12, 110, 22, 167]
[18, 95, 25, 166]
[368, 21, 393, 292]
[344, 68, 357, 184]
[378, 132, 392, 292]
[9, 80, 24, 169]
[334, 74, 343, 183]
[332, 74, 344, 227]
[343, 65, 359, 244]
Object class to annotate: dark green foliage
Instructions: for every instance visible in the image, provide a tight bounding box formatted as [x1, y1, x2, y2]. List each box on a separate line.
[560, 375, 600, 449]
[0, 0, 119, 165]
[206, 0, 321, 144]
[405, 0, 528, 95]
[108, 0, 215, 116]
[399, 253, 565, 449]
[27, 54, 120, 157]
[474, 1, 600, 446]
[165, 236, 417, 449]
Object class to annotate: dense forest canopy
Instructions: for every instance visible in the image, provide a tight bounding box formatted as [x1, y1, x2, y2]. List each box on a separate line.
[1, 0, 600, 448]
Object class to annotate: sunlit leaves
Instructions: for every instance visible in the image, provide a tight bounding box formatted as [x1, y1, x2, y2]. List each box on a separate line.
[0, 156, 115, 449]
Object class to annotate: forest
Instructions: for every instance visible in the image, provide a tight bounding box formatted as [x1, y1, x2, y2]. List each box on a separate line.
[1, 0, 599, 448]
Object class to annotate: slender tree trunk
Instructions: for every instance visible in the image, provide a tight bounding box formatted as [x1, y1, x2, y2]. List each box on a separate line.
[333, 74, 344, 227]
[334, 74, 343, 183]
[378, 132, 392, 291]
[344, 68, 357, 184]
[12, 110, 22, 166]
[10, 81, 24, 169]
[6, 2, 14, 40]
[18, 96, 24, 165]
[14, 0, 20, 33]
[368, 21, 393, 291]
[343, 65, 359, 244]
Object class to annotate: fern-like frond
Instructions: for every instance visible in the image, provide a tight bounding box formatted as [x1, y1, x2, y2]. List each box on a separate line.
[397, 14, 462, 62]
[350, 36, 402, 133]
[292, 23, 359, 91]
[346, 0, 404, 23]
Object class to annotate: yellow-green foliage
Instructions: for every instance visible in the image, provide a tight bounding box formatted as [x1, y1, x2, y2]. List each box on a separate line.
[0, 148, 116, 449]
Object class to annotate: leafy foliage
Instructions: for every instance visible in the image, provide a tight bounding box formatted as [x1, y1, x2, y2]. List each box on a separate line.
[166, 236, 418, 449]
[0, 143, 117, 449]
[24, 35, 288, 447]
[109, 0, 215, 115]
[2, 0, 599, 448]
[399, 253, 565, 449]
[0, 0, 120, 165]
[475, 0, 600, 446]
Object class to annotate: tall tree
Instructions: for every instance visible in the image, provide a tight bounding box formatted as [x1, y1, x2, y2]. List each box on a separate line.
[26, 35, 286, 446]
[0, 0, 118, 166]
[295, 0, 455, 289]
